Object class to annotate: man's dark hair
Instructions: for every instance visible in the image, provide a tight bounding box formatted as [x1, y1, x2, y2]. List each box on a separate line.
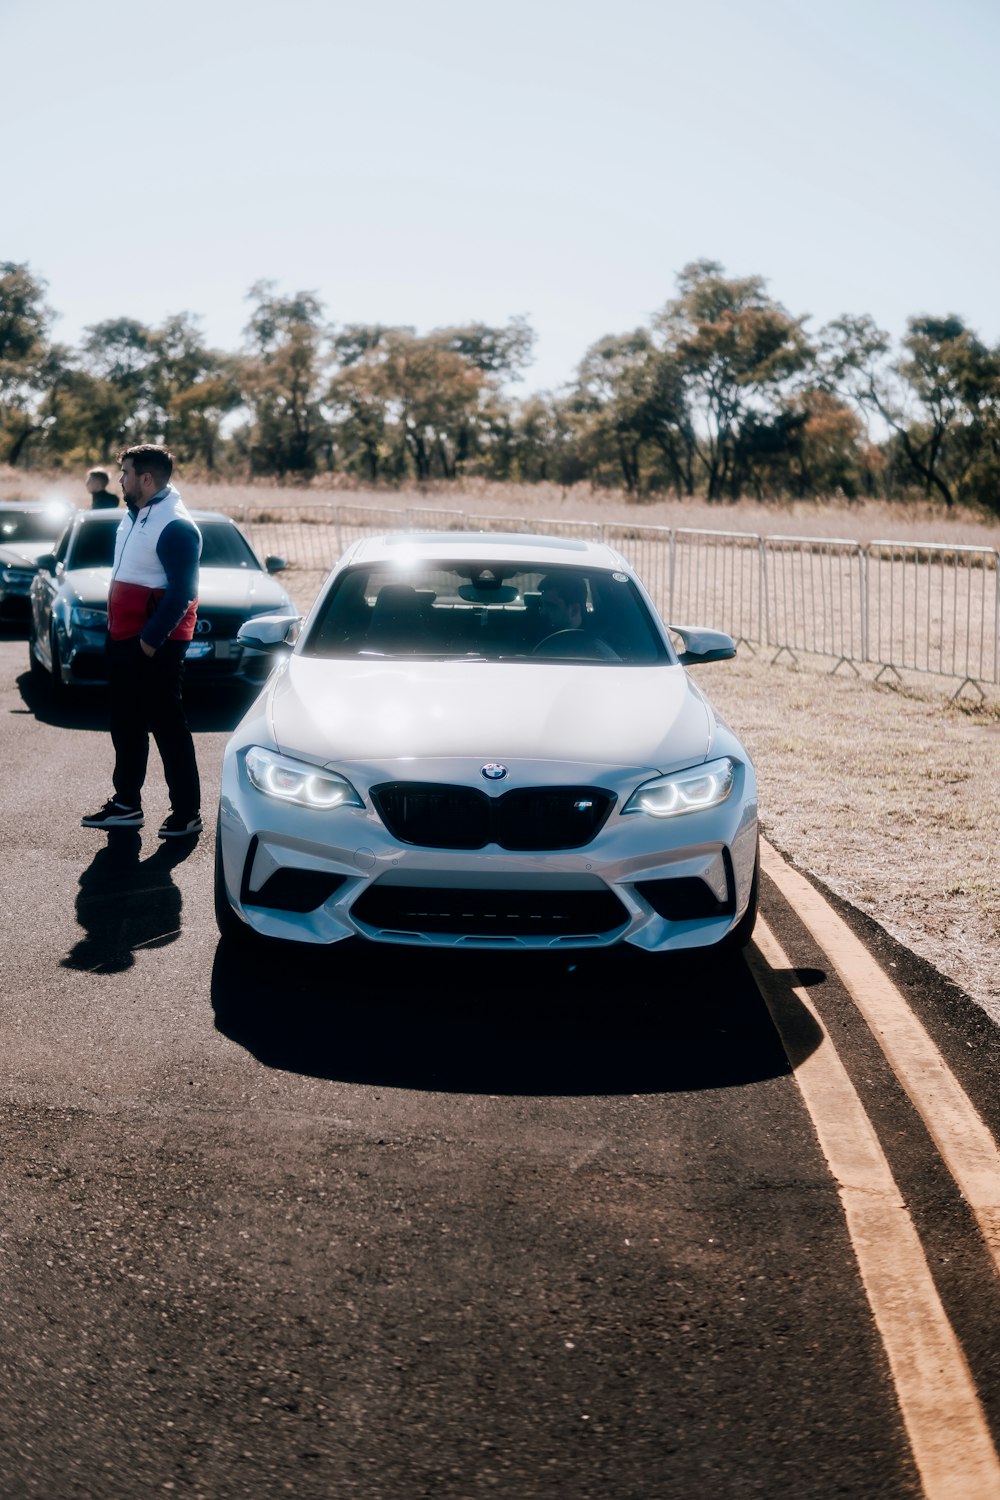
[539, 571, 588, 610]
[87, 467, 110, 485]
[119, 443, 174, 486]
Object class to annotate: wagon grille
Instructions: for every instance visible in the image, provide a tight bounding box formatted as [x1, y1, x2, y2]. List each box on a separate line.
[194, 607, 246, 641]
[370, 782, 615, 851]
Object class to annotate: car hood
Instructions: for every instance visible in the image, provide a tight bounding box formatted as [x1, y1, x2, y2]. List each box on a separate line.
[0, 540, 54, 567]
[63, 566, 293, 611]
[269, 658, 713, 772]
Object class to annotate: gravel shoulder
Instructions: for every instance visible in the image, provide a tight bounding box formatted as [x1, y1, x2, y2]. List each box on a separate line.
[702, 652, 1000, 1024]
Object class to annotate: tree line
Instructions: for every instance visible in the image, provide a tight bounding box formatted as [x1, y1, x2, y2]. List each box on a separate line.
[2, 258, 999, 511]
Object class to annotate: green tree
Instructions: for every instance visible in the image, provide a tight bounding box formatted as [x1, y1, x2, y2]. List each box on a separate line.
[330, 329, 485, 481]
[786, 388, 867, 497]
[0, 261, 55, 464]
[821, 312, 1000, 508]
[568, 332, 694, 496]
[41, 364, 131, 465]
[149, 313, 241, 471]
[74, 316, 159, 456]
[899, 316, 1000, 507]
[572, 330, 656, 492]
[426, 318, 535, 475]
[327, 324, 414, 480]
[655, 260, 813, 499]
[385, 332, 485, 480]
[433, 316, 535, 381]
[240, 281, 331, 476]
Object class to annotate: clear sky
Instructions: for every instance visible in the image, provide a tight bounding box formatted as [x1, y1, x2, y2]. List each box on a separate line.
[5, 0, 999, 393]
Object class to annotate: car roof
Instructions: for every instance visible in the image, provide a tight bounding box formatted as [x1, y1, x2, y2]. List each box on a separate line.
[0, 499, 73, 515]
[347, 531, 631, 571]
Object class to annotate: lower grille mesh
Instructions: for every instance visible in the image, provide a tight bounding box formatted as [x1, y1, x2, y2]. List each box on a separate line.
[351, 884, 628, 937]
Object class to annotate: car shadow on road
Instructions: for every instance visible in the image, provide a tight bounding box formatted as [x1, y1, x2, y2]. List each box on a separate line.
[211, 937, 822, 1095]
[15, 669, 260, 733]
[62, 829, 200, 974]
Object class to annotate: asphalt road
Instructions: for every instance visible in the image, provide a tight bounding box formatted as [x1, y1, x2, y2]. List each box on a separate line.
[2, 632, 999, 1500]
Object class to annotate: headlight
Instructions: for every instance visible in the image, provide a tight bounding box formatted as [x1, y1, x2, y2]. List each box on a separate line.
[70, 606, 108, 629]
[622, 758, 735, 818]
[244, 746, 363, 810]
[1, 568, 32, 586]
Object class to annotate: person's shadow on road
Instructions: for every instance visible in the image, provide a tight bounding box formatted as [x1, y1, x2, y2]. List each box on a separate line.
[63, 829, 199, 974]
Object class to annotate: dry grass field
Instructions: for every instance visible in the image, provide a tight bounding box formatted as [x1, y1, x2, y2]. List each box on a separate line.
[6, 468, 1000, 549]
[702, 652, 999, 1022]
[185, 477, 1000, 550]
[4, 468, 998, 1018]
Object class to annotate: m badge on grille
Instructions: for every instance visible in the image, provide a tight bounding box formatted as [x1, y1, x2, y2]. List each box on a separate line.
[481, 763, 508, 781]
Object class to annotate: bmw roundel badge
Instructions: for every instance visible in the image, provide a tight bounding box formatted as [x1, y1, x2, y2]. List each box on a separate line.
[481, 763, 508, 781]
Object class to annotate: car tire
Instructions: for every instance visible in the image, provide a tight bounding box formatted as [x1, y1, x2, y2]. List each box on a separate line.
[48, 632, 66, 699]
[723, 841, 760, 951]
[28, 637, 46, 680]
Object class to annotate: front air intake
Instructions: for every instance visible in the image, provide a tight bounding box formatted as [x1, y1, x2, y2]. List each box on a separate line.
[351, 884, 629, 937]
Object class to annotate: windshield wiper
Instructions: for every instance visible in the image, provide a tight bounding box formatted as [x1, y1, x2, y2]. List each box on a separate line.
[356, 650, 488, 661]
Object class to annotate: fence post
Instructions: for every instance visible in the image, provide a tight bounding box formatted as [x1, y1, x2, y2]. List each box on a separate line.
[758, 537, 769, 648]
[668, 530, 676, 620]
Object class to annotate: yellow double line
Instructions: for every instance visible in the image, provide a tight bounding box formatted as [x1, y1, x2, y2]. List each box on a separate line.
[751, 840, 1000, 1500]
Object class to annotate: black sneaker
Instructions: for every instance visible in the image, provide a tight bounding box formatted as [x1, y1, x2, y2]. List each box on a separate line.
[81, 799, 144, 829]
[158, 811, 203, 838]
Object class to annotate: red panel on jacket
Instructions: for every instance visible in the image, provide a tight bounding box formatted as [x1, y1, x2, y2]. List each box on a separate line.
[108, 580, 198, 642]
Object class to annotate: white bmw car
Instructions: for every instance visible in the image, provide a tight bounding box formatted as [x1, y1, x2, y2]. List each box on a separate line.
[215, 533, 759, 956]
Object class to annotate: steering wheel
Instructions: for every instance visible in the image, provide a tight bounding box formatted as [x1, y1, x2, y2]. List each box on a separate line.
[531, 628, 589, 656]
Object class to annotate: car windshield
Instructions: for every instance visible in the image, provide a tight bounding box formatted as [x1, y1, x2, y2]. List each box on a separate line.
[0, 507, 69, 543]
[66, 518, 263, 571]
[67, 522, 119, 569]
[303, 561, 671, 664]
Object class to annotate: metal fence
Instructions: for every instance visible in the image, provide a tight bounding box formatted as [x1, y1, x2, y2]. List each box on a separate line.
[229, 501, 1000, 698]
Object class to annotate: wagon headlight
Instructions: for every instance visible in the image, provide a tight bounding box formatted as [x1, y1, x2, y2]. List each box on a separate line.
[244, 746, 363, 810]
[623, 758, 735, 818]
[70, 605, 107, 629]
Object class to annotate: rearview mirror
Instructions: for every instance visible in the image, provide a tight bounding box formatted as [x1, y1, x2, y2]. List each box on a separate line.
[265, 555, 287, 574]
[670, 624, 737, 665]
[35, 553, 57, 574]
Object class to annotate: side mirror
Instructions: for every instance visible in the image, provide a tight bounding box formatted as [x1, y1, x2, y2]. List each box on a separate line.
[670, 624, 737, 665]
[237, 614, 301, 652]
[35, 553, 57, 574]
[265, 555, 287, 574]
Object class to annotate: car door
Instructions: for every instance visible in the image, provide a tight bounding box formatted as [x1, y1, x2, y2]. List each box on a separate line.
[31, 523, 73, 668]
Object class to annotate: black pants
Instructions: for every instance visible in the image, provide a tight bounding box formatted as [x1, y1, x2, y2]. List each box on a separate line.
[106, 636, 201, 815]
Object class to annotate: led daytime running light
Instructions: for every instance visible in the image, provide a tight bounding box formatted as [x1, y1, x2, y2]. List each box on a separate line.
[245, 747, 362, 810]
[624, 758, 735, 818]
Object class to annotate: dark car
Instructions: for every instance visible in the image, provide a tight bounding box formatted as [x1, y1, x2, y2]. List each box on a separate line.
[0, 500, 75, 622]
[28, 508, 298, 693]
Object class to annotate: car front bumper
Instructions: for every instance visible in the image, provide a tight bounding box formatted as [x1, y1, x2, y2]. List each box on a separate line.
[217, 747, 759, 953]
[54, 629, 276, 687]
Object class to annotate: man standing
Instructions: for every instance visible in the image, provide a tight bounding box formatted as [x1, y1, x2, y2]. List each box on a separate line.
[81, 445, 203, 838]
[85, 467, 119, 509]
